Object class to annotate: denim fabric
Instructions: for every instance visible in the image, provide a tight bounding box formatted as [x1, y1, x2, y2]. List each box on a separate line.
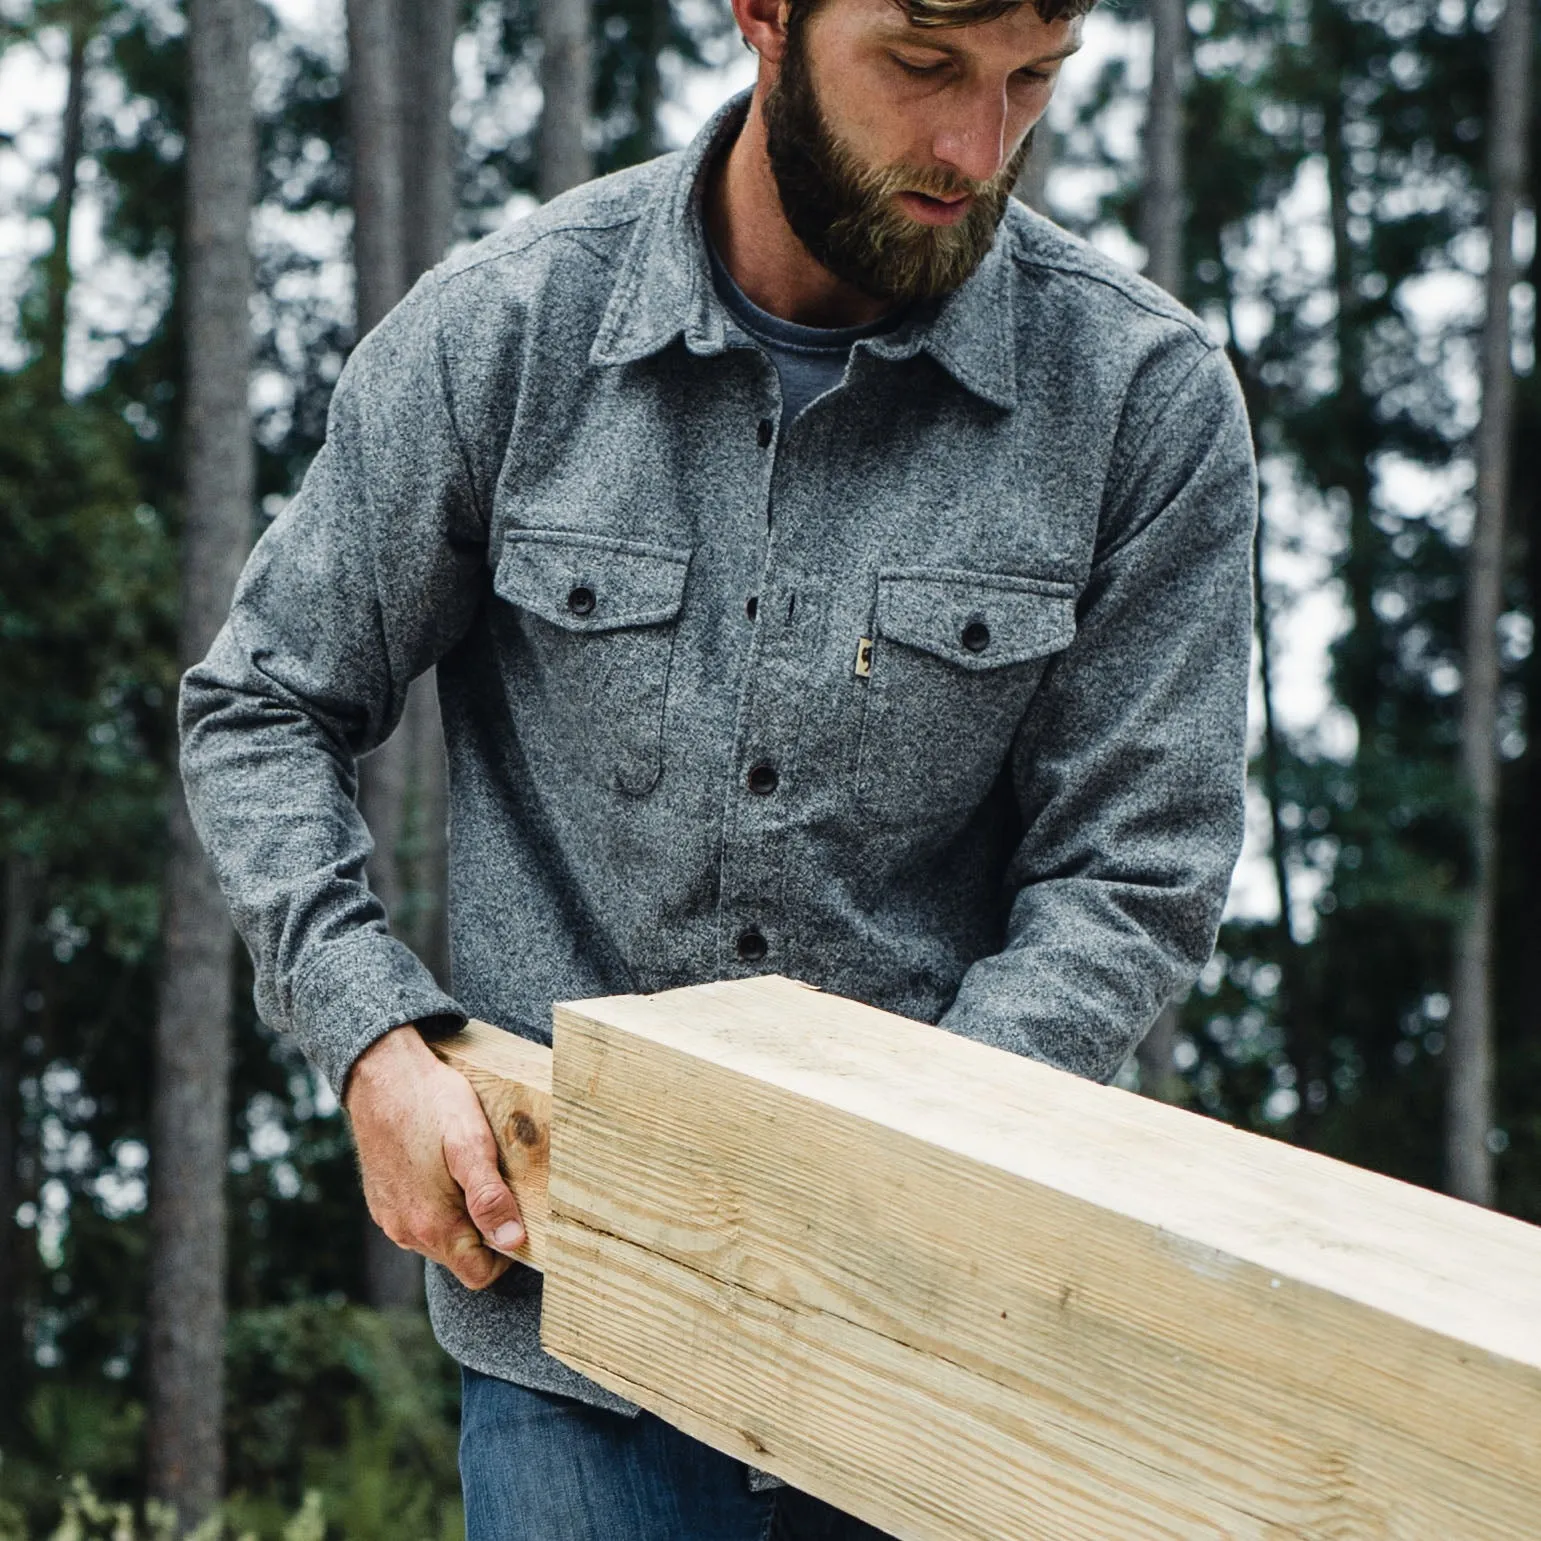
[180, 89, 1257, 1406]
[459, 1368, 895, 1541]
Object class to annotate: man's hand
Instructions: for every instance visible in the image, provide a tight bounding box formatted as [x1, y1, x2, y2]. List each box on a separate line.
[343, 1023, 526, 1289]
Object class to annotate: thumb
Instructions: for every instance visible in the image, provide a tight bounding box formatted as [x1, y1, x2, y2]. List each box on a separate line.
[445, 1125, 525, 1256]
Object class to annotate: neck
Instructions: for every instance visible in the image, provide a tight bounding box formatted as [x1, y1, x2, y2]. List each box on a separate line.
[705, 91, 896, 331]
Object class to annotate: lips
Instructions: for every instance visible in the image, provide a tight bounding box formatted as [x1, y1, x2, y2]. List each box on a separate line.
[896, 189, 975, 226]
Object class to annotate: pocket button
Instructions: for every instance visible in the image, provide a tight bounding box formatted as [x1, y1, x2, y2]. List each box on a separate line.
[961, 619, 991, 653]
[567, 585, 596, 616]
[736, 928, 768, 962]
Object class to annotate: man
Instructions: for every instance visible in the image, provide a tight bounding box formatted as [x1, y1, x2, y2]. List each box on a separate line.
[181, 0, 1257, 1535]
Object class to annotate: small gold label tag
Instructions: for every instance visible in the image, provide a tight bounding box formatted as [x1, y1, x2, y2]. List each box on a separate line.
[854, 636, 873, 678]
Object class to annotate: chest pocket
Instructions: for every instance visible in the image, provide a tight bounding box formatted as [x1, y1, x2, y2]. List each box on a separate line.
[493, 529, 691, 797]
[856, 569, 1077, 827]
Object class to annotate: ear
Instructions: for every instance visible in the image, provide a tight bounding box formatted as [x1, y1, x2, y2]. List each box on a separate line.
[732, 0, 793, 66]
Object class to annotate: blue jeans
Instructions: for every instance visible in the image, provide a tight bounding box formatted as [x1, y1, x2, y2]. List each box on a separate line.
[460, 1367, 896, 1541]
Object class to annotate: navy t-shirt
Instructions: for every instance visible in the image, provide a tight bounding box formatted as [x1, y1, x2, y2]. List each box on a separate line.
[706, 239, 907, 427]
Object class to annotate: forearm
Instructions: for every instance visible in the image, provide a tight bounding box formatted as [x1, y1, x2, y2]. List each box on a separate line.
[180, 624, 465, 1096]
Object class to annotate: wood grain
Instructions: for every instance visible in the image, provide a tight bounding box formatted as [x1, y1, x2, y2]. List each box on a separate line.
[430, 1020, 552, 1270]
[535, 975, 1541, 1541]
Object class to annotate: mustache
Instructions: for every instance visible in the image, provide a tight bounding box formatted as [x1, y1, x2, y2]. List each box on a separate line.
[866, 161, 1018, 203]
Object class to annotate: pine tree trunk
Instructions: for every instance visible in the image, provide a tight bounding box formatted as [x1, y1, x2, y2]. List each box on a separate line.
[347, 0, 437, 1312]
[0, 856, 37, 1407]
[398, 0, 458, 994]
[1132, 0, 1188, 1101]
[400, 0, 458, 281]
[1140, 0, 1187, 296]
[1447, 0, 1532, 1208]
[40, 7, 88, 397]
[145, 0, 254, 1523]
[537, 0, 593, 200]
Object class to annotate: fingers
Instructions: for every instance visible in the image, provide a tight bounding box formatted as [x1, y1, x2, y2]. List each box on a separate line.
[368, 1195, 509, 1290]
[438, 1222, 510, 1290]
[346, 1041, 523, 1291]
[444, 1119, 526, 1256]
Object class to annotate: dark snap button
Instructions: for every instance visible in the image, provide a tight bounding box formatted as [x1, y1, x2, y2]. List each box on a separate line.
[567, 585, 596, 616]
[746, 595, 759, 621]
[757, 418, 774, 449]
[747, 763, 779, 795]
[736, 928, 768, 962]
[961, 620, 991, 653]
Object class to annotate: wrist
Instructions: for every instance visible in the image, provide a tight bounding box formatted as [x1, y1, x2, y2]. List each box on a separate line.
[343, 1021, 432, 1111]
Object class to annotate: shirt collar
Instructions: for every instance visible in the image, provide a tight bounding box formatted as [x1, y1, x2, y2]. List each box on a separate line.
[590, 90, 1018, 411]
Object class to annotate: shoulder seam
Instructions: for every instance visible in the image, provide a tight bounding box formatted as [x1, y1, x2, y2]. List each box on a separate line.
[1008, 241, 1212, 346]
[425, 270, 488, 530]
[1098, 341, 1229, 562]
[441, 207, 646, 284]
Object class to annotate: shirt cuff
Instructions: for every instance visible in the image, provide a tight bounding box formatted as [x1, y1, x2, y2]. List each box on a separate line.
[288, 928, 468, 1099]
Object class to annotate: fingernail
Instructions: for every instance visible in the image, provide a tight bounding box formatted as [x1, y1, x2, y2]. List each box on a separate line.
[493, 1222, 525, 1251]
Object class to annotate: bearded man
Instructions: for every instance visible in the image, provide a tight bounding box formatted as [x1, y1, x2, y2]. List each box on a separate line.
[180, 0, 1258, 1536]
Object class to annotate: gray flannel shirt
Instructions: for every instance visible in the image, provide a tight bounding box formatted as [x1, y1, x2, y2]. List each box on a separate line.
[180, 92, 1257, 1407]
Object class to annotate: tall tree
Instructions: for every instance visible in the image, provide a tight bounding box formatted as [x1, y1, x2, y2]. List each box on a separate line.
[397, 0, 459, 991]
[1139, 0, 1187, 295]
[144, 0, 254, 1522]
[347, 0, 463, 1310]
[1447, 0, 1533, 1207]
[0, 855, 36, 1405]
[1132, 0, 1189, 1102]
[37, 0, 92, 398]
[1, 0, 95, 1373]
[538, 0, 593, 199]
[345, 0, 422, 1312]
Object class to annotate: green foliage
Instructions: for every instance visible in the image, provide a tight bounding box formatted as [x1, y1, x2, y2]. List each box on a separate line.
[0, 1305, 462, 1541]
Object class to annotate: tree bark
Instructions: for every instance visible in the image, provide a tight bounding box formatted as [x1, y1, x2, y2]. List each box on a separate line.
[400, 0, 458, 280]
[1447, 0, 1532, 1208]
[346, 0, 406, 336]
[0, 855, 37, 1405]
[39, 6, 89, 397]
[145, 0, 254, 1524]
[1130, 0, 1188, 1102]
[397, 0, 457, 994]
[1140, 0, 1188, 296]
[537, 0, 593, 200]
[347, 0, 453, 1311]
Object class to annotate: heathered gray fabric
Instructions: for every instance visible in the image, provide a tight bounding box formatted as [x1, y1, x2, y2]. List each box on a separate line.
[706, 236, 905, 426]
[179, 89, 1258, 1413]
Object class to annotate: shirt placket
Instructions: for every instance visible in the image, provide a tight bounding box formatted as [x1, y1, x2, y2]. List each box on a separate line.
[714, 367, 814, 978]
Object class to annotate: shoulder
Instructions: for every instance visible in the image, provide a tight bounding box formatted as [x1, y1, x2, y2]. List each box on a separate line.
[997, 201, 1245, 468]
[434, 155, 675, 302]
[998, 199, 1213, 354]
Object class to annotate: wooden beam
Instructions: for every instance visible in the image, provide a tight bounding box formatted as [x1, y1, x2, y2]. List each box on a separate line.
[531, 976, 1541, 1541]
[430, 1020, 552, 1270]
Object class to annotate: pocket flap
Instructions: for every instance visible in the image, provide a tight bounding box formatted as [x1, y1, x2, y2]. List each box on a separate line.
[874, 569, 1077, 670]
[494, 529, 691, 632]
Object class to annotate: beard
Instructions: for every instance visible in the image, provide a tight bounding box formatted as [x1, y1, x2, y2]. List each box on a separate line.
[762, 20, 1031, 305]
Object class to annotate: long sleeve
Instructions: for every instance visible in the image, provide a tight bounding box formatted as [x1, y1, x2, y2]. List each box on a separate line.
[939, 343, 1258, 1082]
[179, 270, 489, 1096]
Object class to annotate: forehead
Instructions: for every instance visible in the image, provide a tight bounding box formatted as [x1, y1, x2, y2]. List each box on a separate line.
[816, 0, 1082, 60]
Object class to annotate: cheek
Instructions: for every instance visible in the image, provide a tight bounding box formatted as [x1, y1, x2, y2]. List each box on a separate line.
[818, 61, 937, 169]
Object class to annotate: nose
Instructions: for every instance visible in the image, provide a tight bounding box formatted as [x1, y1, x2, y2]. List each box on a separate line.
[931, 80, 1012, 186]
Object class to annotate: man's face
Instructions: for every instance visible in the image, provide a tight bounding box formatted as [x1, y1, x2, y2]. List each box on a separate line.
[762, 0, 1080, 303]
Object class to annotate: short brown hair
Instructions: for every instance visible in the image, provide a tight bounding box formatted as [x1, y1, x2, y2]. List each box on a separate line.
[795, 0, 1098, 27]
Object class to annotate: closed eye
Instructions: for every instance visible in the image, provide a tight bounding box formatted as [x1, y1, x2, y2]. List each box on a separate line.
[891, 53, 950, 77]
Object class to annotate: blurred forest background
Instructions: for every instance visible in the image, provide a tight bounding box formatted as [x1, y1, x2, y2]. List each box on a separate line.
[0, 0, 1535, 1534]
